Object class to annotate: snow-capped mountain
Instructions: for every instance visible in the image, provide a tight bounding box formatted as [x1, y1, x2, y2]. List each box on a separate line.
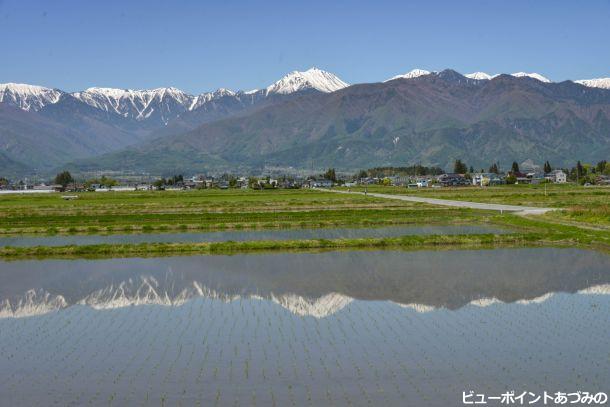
[386, 70, 555, 83]
[511, 72, 552, 83]
[0, 277, 354, 319]
[575, 78, 610, 90]
[189, 88, 237, 110]
[385, 68, 431, 82]
[5, 68, 609, 121]
[5, 68, 584, 124]
[0, 289, 67, 318]
[464, 71, 553, 83]
[68, 68, 348, 122]
[265, 67, 349, 95]
[72, 87, 195, 124]
[0, 83, 63, 111]
[465, 72, 493, 80]
[3, 278, 609, 319]
[271, 292, 353, 318]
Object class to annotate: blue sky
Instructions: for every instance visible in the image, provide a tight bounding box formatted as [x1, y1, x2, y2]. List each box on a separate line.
[1, 0, 609, 93]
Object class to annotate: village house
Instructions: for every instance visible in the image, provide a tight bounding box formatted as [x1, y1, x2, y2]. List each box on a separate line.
[416, 179, 429, 188]
[596, 174, 610, 185]
[257, 178, 278, 188]
[545, 169, 567, 183]
[511, 171, 531, 184]
[437, 173, 469, 187]
[236, 177, 249, 189]
[472, 173, 505, 186]
[308, 179, 333, 188]
[358, 177, 377, 185]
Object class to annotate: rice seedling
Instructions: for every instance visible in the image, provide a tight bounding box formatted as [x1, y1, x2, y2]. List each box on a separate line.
[0, 248, 608, 405]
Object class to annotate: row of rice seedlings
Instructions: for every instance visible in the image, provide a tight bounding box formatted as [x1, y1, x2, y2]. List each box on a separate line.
[2, 288, 607, 405]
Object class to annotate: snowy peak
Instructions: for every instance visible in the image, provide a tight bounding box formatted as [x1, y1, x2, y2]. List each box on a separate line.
[511, 72, 552, 83]
[385, 69, 431, 82]
[189, 88, 238, 110]
[465, 72, 493, 80]
[72, 87, 196, 123]
[266, 67, 349, 95]
[0, 82, 63, 111]
[271, 292, 353, 318]
[386, 70, 554, 83]
[0, 289, 67, 318]
[575, 78, 610, 90]
[0, 277, 353, 319]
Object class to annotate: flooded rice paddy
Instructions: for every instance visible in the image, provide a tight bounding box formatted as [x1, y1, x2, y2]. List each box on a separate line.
[0, 248, 609, 406]
[0, 224, 506, 247]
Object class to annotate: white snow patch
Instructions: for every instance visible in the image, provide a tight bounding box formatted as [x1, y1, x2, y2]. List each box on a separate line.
[577, 284, 610, 295]
[469, 297, 503, 307]
[392, 302, 437, 313]
[574, 78, 610, 90]
[511, 72, 552, 83]
[516, 293, 554, 305]
[271, 292, 353, 318]
[0, 82, 63, 111]
[265, 67, 348, 95]
[0, 289, 67, 318]
[384, 68, 431, 82]
[465, 72, 493, 80]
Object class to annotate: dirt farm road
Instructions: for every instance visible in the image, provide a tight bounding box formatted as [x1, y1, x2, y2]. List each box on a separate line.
[326, 189, 556, 215]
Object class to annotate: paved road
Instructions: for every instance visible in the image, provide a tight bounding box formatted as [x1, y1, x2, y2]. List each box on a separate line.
[327, 189, 556, 215]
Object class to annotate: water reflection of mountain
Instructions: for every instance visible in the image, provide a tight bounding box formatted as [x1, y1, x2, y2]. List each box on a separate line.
[1, 248, 609, 318]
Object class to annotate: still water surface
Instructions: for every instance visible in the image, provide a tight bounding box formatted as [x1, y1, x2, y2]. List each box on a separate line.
[0, 248, 608, 406]
[0, 224, 506, 247]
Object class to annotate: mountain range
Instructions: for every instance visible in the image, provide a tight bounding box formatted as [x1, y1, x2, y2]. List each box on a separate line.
[1, 67, 610, 176]
[2, 249, 609, 319]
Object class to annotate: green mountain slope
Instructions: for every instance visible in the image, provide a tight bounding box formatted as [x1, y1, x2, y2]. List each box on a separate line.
[69, 71, 610, 174]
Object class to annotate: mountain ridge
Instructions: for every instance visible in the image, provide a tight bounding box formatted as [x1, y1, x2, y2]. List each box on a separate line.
[67, 69, 610, 174]
[3, 68, 610, 175]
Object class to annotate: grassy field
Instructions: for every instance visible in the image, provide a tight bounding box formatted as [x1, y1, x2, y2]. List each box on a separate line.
[348, 184, 610, 227]
[0, 189, 491, 235]
[1, 215, 608, 259]
[0, 185, 608, 259]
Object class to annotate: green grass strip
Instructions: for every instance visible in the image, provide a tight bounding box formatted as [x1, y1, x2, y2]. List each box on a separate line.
[0, 231, 600, 260]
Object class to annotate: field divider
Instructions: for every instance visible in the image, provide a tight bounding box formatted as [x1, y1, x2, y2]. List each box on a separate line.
[0, 230, 605, 260]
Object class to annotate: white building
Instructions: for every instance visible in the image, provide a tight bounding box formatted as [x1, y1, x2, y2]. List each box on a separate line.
[545, 170, 567, 183]
[472, 173, 504, 186]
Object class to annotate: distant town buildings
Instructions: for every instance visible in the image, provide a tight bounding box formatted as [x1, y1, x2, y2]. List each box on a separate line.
[1, 162, 607, 194]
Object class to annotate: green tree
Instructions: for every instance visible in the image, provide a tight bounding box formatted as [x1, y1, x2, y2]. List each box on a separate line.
[543, 161, 552, 173]
[468, 166, 474, 173]
[488, 163, 499, 174]
[153, 178, 166, 190]
[453, 159, 467, 174]
[595, 160, 607, 174]
[324, 168, 337, 182]
[505, 174, 517, 184]
[248, 177, 259, 189]
[100, 176, 117, 188]
[576, 161, 584, 178]
[0, 177, 9, 187]
[511, 161, 520, 174]
[54, 171, 74, 188]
